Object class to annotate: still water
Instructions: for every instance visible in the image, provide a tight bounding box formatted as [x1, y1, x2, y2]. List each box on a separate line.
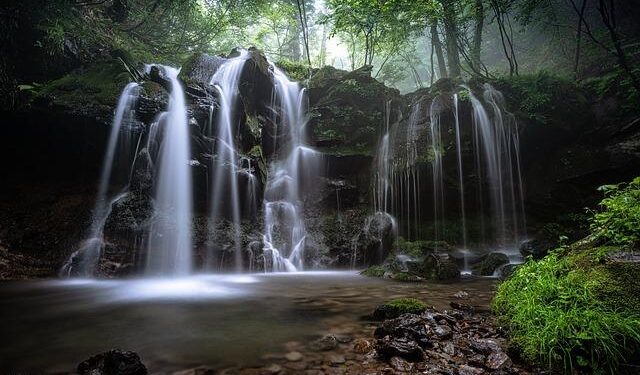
[0, 272, 496, 373]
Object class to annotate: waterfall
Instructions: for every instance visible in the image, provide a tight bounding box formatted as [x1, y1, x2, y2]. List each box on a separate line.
[467, 84, 526, 260]
[453, 94, 468, 249]
[61, 83, 140, 276]
[429, 96, 445, 250]
[262, 66, 321, 272]
[146, 66, 194, 276]
[208, 51, 249, 271]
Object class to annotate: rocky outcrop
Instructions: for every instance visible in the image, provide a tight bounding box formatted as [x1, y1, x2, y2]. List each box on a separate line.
[77, 349, 147, 375]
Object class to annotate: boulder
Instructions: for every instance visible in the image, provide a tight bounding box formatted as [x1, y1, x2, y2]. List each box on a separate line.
[519, 238, 554, 259]
[77, 349, 147, 375]
[352, 212, 396, 266]
[473, 252, 509, 276]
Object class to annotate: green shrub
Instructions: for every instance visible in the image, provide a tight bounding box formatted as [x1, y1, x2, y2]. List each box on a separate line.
[494, 252, 640, 373]
[275, 59, 309, 81]
[360, 265, 385, 277]
[590, 177, 640, 247]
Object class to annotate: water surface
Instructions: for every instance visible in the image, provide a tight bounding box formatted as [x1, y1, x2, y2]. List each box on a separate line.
[0, 272, 496, 373]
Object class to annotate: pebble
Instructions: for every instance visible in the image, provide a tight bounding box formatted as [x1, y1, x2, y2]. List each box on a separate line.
[329, 354, 346, 364]
[285, 351, 303, 362]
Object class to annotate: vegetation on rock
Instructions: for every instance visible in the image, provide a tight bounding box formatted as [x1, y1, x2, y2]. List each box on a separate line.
[494, 177, 640, 373]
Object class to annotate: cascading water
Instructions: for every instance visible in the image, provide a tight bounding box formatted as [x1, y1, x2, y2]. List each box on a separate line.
[467, 84, 526, 260]
[61, 83, 140, 276]
[429, 96, 446, 250]
[262, 66, 321, 272]
[208, 51, 249, 271]
[146, 66, 194, 276]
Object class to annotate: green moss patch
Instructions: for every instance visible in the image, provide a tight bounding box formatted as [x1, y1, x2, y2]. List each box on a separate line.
[373, 297, 428, 320]
[38, 59, 131, 111]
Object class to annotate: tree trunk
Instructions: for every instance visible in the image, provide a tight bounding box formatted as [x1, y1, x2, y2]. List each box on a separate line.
[573, 0, 587, 78]
[471, 0, 484, 71]
[598, 0, 640, 93]
[431, 22, 448, 79]
[441, 0, 461, 77]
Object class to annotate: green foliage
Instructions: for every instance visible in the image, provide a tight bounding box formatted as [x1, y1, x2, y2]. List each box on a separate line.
[275, 59, 310, 81]
[361, 265, 385, 277]
[382, 297, 428, 315]
[494, 72, 584, 124]
[494, 252, 640, 373]
[582, 68, 640, 113]
[38, 60, 131, 107]
[590, 177, 640, 248]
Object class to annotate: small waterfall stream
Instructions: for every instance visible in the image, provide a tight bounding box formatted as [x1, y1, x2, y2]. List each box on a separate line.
[61, 83, 140, 276]
[262, 66, 322, 272]
[146, 66, 194, 276]
[209, 51, 249, 271]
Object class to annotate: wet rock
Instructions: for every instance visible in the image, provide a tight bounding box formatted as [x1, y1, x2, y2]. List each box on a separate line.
[473, 252, 509, 276]
[450, 301, 475, 312]
[308, 334, 339, 351]
[285, 351, 303, 362]
[469, 338, 501, 355]
[353, 338, 374, 354]
[458, 364, 485, 375]
[418, 253, 460, 281]
[485, 350, 512, 370]
[375, 336, 424, 361]
[171, 367, 216, 375]
[263, 364, 282, 374]
[433, 324, 453, 340]
[352, 212, 396, 266]
[329, 354, 346, 364]
[519, 238, 554, 260]
[77, 349, 147, 375]
[372, 298, 428, 320]
[389, 356, 412, 372]
[453, 290, 470, 299]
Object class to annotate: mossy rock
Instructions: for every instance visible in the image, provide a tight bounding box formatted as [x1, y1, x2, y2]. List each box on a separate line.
[373, 298, 428, 320]
[308, 65, 400, 155]
[416, 254, 460, 281]
[37, 59, 132, 120]
[473, 252, 509, 276]
[361, 265, 385, 277]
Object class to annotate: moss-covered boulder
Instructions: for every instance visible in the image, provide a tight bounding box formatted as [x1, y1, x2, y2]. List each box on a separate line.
[373, 298, 428, 320]
[308, 65, 401, 155]
[473, 252, 510, 276]
[36, 59, 133, 122]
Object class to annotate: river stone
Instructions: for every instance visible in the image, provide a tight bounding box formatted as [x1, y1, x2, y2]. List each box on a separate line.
[329, 354, 346, 364]
[285, 351, 303, 362]
[308, 334, 339, 351]
[353, 338, 374, 354]
[375, 336, 424, 361]
[390, 356, 412, 372]
[473, 252, 509, 276]
[77, 349, 147, 375]
[458, 364, 485, 375]
[486, 350, 512, 370]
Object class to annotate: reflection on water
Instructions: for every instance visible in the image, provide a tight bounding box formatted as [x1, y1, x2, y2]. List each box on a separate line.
[0, 272, 496, 373]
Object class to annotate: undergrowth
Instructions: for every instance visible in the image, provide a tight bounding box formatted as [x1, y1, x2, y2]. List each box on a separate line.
[494, 177, 640, 373]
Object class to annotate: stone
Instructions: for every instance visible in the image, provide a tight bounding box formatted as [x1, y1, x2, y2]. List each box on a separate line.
[453, 291, 470, 299]
[308, 334, 339, 351]
[353, 338, 374, 354]
[485, 350, 512, 370]
[77, 349, 147, 375]
[171, 367, 216, 375]
[285, 351, 303, 362]
[519, 238, 554, 260]
[470, 338, 501, 355]
[263, 364, 282, 374]
[458, 364, 485, 375]
[375, 336, 424, 361]
[329, 354, 346, 364]
[433, 325, 453, 340]
[283, 361, 308, 371]
[473, 252, 509, 276]
[389, 356, 412, 372]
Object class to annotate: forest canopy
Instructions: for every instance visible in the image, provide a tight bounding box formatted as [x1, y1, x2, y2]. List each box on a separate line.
[1, 0, 639, 98]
